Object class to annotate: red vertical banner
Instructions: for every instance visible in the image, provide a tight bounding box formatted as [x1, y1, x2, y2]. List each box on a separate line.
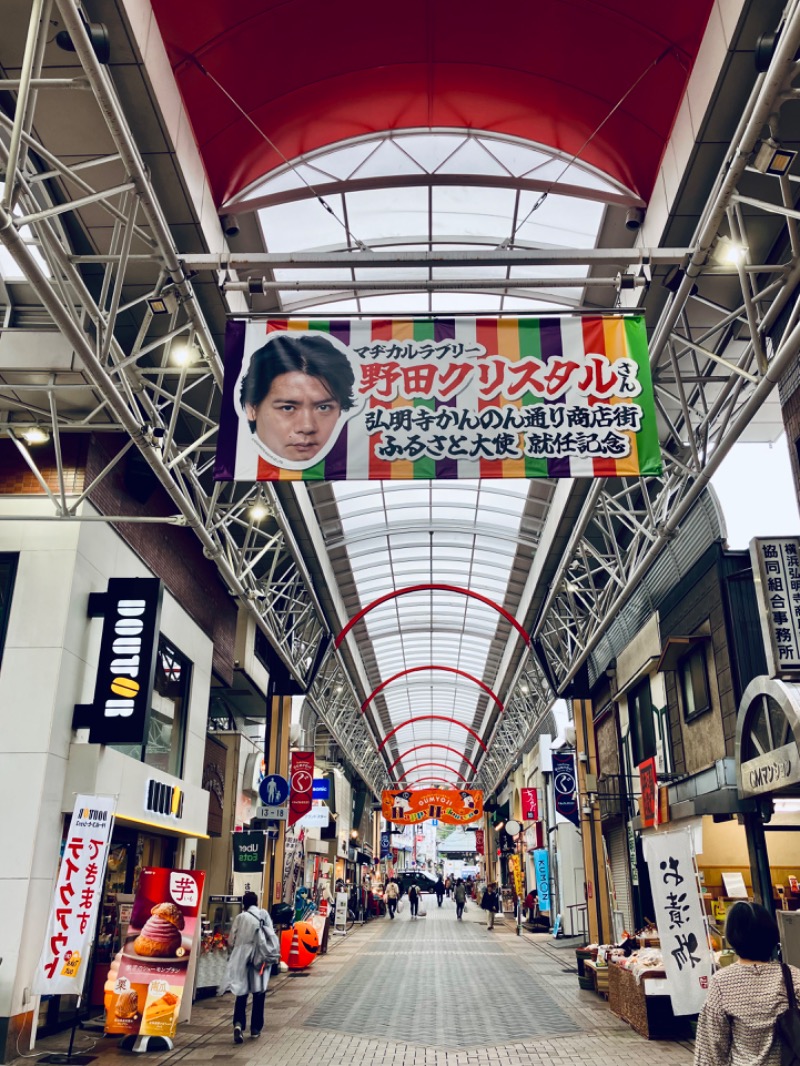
[638, 757, 659, 828]
[289, 751, 314, 826]
[475, 829, 485, 855]
[521, 788, 539, 821]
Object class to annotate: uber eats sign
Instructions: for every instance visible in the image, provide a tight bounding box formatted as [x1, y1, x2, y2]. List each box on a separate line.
[233, 831, 265, 873]
[88, 578, 163, 745]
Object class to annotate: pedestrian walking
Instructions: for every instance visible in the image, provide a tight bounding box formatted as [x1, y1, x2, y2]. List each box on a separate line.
[694, 900, 800, 1066]
[445, 876, 452, 898]
[385, 878, 399, 919]
[481, 882, 501, 930]
[453, 879, 467, 920]
[408, 883, 420, 919]
[218, 891, 278, 1043]
[435, 876, 445, 907]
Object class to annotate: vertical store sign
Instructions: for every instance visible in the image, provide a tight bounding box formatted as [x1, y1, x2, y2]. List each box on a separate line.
[89, 578, 163, 745]
[474, 829, 485, 855]
[642, 831, 713, 1015]
[521, 787, 539, 821]
[105, 867, 205, 1039]
[288, 750, 314, 826]
[33, 794, 116, 995]
[232, 831, 265, 873]
[552, 752, 580, 827]
[639, 757, 659, 828]
[533, 848, 551, 912]
[750, 537, 800, 675]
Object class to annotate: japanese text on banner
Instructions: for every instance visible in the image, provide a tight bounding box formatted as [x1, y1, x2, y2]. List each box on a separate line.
[33, 794, 116, 996]
[642, 830, 714, 1016]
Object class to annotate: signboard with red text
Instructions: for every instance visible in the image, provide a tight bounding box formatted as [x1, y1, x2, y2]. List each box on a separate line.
[104, 867, 205, 1039]
[33, 794, 116, 995]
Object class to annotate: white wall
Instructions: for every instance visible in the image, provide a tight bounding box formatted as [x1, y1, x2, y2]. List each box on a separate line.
[0, 500, 212, 1030]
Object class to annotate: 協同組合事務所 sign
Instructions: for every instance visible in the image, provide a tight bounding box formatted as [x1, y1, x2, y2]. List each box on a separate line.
[33, 795, 116, 996]
[750, 537, 800, 675]
[214, 317, 661, 482]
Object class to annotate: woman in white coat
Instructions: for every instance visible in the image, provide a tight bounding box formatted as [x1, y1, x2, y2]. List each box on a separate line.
[219, 891, 276, 1043]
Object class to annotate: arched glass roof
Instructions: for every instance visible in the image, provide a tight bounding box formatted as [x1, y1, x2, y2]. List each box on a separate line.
[236, 130, 636, 313]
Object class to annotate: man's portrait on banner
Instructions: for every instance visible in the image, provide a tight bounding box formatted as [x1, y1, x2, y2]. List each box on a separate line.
[236, 331, 362, 470]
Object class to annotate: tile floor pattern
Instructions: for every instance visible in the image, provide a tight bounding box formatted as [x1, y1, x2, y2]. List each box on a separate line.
[21, 898, 696, 1066]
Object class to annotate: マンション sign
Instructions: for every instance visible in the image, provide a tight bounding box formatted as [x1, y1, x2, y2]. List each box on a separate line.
[89, 578, 163, 746]
[740, 742, 800, 797]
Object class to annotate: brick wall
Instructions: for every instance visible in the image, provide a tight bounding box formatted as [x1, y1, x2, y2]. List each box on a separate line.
[85, 435, 236, 683]
[0, 437, 87, 495]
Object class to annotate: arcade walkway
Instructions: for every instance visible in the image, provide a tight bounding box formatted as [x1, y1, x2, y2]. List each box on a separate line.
[22, 901, 695, 1066]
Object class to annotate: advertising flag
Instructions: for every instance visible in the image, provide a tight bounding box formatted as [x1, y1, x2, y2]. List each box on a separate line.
[215, 317, 661, 482]
[533, 848, 551, 913]
[639, 757, 659, 828]
[521, 787, 539, 821]
[642, 831, 714, 1015]
[382, 788, 483, 824]
[104, 867, 205, 1039]
[552, 751, 580, 827]
[288, 751, 314, 826]
[33, 795, 116, 995]
[232, 831, 265, 873]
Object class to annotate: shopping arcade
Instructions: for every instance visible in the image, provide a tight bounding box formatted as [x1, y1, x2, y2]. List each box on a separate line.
[0, 0, 798, 804]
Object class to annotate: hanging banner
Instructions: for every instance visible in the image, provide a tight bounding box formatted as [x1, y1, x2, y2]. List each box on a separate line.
[521, 787, 539, 821]
[475, 829, 485, 855]
[214, 317, 661, 482]
[88, 578, 163, 745]
[382, 788, 483, 824]
[552, 752, 580, 827]
[289, 751, 314, 827]
[232, 831, 265, 874]
[508, 853, 524, 898]
[642, 830, 714, 1016]
[639, 756, 659, 828]
[33, 795, 116, 996]
[533, 848, 551, 912]
[104, 867, 205, 1039]
[380, 832, 391, 858]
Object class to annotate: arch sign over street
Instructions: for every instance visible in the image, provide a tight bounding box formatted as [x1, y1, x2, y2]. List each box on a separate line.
[382, 788, 484, 824]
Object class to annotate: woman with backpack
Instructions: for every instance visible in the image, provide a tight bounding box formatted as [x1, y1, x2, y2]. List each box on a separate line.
[219, 891, 279, 1043]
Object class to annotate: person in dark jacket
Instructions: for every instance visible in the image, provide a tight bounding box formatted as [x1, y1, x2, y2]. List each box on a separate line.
[434, 877, 446, 907]
[481, 883, 501, 930]
[408, 884, 420, 919]
[453, 880, 467, 920]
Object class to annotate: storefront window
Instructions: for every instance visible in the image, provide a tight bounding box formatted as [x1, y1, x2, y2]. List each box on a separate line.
[110, 635, 191, 775]
[0, 553, 18, 668]
[629, 677, 656, 766]
[679, 644, 711, 721]
[143, 637, 191, 777]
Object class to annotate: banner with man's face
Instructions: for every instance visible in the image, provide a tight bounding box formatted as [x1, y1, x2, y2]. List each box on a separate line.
[214, 317, 661, 481]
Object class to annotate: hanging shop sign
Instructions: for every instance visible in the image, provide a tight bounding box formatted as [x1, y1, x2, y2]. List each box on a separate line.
[642, 830, 714, 1016]
[533, 848, 551, 912]
[297, 805, 331, 828]
[232, 831, 265, 873]
[750, 537, 800, 676]
[552, 752, 580, 827]
[214, 317, 661, 482]
[104, 867, 205, 1040]
[289, 751, 314, 826]
[380, 832, 391, 858]
[475, 829, 485, 855]
[88, 578, 163, 745]
[382, 788, 483, 824]
[521, 787, 539, 821]
[639, 757, 659, 828]
[33, 794, 116, 996]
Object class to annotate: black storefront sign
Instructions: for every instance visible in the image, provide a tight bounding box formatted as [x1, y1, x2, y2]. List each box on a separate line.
[233, 831, 265, 873]
[552, 751, 580, 827]
[88, 578, 163, 745]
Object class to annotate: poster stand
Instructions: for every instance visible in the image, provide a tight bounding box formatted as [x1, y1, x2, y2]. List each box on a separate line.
[37, 1000, 95, 1066]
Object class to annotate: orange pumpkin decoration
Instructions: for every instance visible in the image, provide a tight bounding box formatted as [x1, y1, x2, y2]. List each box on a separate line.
[280, 922, 320, 969]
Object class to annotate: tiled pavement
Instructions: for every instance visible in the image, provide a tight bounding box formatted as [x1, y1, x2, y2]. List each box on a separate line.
[21, 897, 696, 1066]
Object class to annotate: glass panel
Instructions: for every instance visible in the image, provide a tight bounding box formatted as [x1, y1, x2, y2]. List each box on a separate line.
[680, 645, 710, 720]
[0, 553, 18, 669]
[143, 638, 191, 777]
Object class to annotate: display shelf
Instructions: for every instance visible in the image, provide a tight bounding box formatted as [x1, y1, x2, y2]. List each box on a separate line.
[608, 964, 693, 1040]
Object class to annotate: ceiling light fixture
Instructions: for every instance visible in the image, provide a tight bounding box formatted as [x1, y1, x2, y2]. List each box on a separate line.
[22, 426, 50, 446]
[713, 236, 748, 267]
[147, 291, 178, 316]
[55, 17, 110, 65]
[752, 138, 797, 177]
[250, 501, 270, 522]
[171, 341, 196, 367]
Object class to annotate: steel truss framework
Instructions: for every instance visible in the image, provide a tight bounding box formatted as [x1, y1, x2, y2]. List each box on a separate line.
[1, 0, 799, 797]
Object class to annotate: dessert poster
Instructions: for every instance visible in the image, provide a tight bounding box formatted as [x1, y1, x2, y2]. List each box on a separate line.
[105, 867, 205, 1039]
